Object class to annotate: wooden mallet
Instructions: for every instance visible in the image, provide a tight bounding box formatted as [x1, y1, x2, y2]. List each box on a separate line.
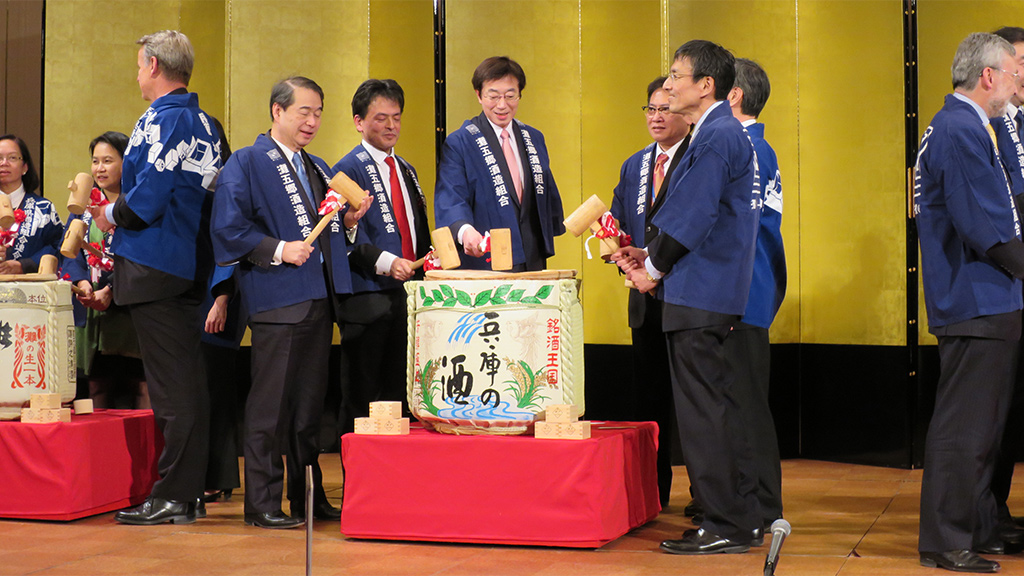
[0, 194, 14, 229]
[564, 194, 621, 259]
[66, 173, 93, 216]
[303, 172, 369, 245]
[489, 228, 512, 271]
[429, 227, 461, 270]
[60, 219, 105, 260]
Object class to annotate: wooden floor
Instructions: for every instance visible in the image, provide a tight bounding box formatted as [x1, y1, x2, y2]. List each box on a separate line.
[7, 458, 1024, 575]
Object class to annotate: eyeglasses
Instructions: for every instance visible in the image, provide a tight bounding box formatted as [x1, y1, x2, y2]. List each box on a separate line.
[0, 155, 22, 165]
[482, 93, 521, 104]
[989, 67, 1021, 80]
[667, 72, 695, 83]
[642, 105, 671, 117]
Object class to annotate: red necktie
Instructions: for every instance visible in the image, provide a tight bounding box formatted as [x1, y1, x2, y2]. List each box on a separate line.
[385, 156, 415, 261]
[501, 128, 523, 202]
[652, 153, 668, 204]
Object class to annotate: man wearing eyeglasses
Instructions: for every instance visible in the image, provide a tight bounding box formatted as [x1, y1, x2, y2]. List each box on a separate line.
[612, 39, 761, 555]
[916, 33, 1024, 573]
[435, 56, 565, 271]
[609, 76, 691, 508]
[989, 28, 1024, 549]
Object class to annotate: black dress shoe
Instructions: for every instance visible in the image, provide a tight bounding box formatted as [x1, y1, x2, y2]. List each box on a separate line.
[195, 499, 206, 519]
[203, 489, 233, 503]
[998, 525, 1024, 546]
[244, 511, 304, 529]
[660, 528, 750, 555]
[692, 512, 704, 525]
[292, 501, 341, 521]
[975, 539, 1023, 555]
[751, 527, 764, 547]
[920, 550, 999, 573]
[683, 499, 704, 517]
[115, 497, 195, 525]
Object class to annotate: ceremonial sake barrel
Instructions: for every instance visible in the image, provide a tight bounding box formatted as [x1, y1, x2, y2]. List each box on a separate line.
[0, 277, 75, 419]
[406, 269, 584, 435]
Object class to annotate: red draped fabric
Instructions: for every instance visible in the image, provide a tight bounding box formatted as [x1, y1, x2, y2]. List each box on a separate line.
[0, 409, 161, 520]
[341, 421, 660, 547]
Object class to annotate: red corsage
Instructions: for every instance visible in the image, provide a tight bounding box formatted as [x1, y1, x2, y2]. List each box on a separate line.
[13, 209, 25, 224]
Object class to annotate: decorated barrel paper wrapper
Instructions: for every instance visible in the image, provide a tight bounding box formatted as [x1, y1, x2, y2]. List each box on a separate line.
[0, 281, 75, 419]
[406, 272, 584, 435]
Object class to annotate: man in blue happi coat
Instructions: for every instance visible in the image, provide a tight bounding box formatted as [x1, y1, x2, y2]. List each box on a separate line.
[613, 39, 762, 555]
[332, 79, 431, 435]
[609, 76, 691, 507]
[435, 56, 565, 270]
[916, 32, 1024, 573]
[211, 76, 367, 529]
[989, 26, 1024, 547]
[91, 30, 222, 526]
[723, 57, 787, 531]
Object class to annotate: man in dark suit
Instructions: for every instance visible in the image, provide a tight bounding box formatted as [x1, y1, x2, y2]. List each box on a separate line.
[434, 56, 565, 271]
[916, 33, 1024, 573]
[609, 76, 690, 507]
[331, 79, 431, 435]
[211, 76, 368, 529]
[92, 30, 222, 526]
[614, 39, 761, 555]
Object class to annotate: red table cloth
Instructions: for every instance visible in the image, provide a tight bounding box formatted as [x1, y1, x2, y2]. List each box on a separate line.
[0, 409, 160, 520]
[340, 421, 660, 547]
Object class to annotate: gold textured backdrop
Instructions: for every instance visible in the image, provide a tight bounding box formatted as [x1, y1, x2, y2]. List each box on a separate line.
[43, 0, 979, 348]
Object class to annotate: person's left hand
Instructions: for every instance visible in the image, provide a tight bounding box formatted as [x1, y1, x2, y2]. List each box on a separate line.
[343, 196, 373, 229]
[0, 259, 24, 275]
[205, 294, 229, 334]
[625, 267, 659, 294]
[90, 285, 113, 311]
[88, 206, 114, 233]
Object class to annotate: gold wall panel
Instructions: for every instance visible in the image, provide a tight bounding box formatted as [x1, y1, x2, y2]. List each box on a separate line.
[916, 1, 1023, 345]
[668, 0, 800, 345]
[796, 0, 905, 345]
[225, 0, 368, 161]
[43, 0, 188, 214]
[368, 0, 436, 196]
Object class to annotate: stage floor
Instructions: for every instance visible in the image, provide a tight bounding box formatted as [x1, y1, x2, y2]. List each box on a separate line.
[4, 456, 1024, 575]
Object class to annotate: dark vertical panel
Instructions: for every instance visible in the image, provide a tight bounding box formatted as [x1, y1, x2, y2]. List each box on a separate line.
[433, 0, 445, 168]
[0, 1, 9, 136]
[4, 0, 42, 191]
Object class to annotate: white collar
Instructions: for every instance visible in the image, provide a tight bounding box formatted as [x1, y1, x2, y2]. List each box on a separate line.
[691, 100, 726, 142]
[361, 140, 395, 166]
[6, 184, 25, 209]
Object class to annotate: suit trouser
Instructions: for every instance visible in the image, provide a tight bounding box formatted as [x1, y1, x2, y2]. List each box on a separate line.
[203, 342, 241, 492]
[630, 298, 675, 505]
[338, 290, 407, 436]
[991, 332, 1024, 523]
[129, 295, 209, 502]
[246, 299, 331, 515]
[919, 336, 1018, 552]
[723, 323, 782, 523]
[667, 323, 760, 542]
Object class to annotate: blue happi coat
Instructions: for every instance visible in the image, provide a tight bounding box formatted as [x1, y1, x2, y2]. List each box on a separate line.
[916, 94, 1023, 329]
[6, 192, 61, 268]
[742, 122, 787, 329]
[653, 101, 761, 316]
[111, 92, 221, 282]
[434, 114, 565, 268]
[211, 133, 351, 316]
[332, 144, 427, 293]
[610, 143, 657, 251]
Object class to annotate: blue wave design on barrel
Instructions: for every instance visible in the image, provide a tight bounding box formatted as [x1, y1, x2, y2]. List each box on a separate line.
[437, 395, 535, 421]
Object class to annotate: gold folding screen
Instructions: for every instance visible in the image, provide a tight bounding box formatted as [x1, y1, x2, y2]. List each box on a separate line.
[50, 0, 1001, 348]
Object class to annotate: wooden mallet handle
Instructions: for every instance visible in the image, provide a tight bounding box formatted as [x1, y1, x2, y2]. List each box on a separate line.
[303, 172, 369, 245]
[0, 194, 14, 229]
